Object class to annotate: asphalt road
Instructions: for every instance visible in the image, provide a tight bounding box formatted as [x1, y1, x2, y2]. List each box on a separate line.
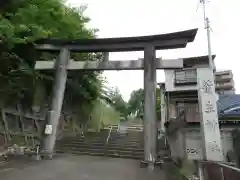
[0, 155, 167, 180]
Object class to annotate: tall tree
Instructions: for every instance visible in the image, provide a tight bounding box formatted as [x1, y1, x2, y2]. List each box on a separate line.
[128, 88, 161, 119]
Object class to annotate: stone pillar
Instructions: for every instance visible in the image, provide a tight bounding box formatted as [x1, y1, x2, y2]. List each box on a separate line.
[169, 102, 177, 119]
[41, 48, 70, 158]
[232, 129, 240, 167]
[197, 67, 223, 161]
[103, 52, 109, 62]
[160, 88, 166, 133]
[143, 45, 157, 164]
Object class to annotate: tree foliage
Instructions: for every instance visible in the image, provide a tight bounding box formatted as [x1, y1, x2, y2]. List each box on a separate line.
[0, 0, 103, 120]
[105, 87, 128, 119]
[128, 88, 161, 119]
[128, 89, 144, 117]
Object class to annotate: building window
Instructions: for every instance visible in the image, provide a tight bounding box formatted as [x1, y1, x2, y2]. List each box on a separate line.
[174, 69, 197, 85]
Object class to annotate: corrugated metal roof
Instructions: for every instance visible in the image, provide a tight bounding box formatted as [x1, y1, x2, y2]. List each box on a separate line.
[217, 94, 240, 116]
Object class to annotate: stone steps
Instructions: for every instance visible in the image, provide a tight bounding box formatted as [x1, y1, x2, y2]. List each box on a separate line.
[58, 145, 143, 155]
[57, 147, 143, 159]
[57, 144, 105, 150]
[56, 127, 150, 160]
[58, 141, 143, 150]
[56, 132, 143, 159]
[57, 149, 105, 157]
[57, 146, 106, 153]
[107, 144, 142, 149]
[107, 146, 143, 151]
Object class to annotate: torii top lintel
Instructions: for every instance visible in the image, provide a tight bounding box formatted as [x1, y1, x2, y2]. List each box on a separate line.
[35, 29, 198, 52]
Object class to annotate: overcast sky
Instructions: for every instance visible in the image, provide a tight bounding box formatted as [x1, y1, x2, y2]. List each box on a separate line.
[67, 0, 239, 101]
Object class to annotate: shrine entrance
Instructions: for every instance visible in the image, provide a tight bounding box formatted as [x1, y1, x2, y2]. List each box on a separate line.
[34, 28, 197, 166]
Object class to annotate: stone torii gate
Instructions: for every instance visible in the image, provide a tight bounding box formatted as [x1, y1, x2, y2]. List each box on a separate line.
[34, 29, 198, 166]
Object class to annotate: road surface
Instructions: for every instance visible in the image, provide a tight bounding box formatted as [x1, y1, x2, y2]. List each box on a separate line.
[0, 155, 167, 180]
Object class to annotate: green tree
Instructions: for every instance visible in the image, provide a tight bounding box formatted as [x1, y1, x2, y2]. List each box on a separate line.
[0, 0, 103, 122]
[106, 87, 128, 119]
[128, 88, 144, 117]
[128, 88, 161, 119]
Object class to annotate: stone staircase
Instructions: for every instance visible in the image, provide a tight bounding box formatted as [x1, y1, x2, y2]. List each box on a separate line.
[56, 119, 170, 161]
[106, 131, 144, 159]
[55, 129, 108, 156]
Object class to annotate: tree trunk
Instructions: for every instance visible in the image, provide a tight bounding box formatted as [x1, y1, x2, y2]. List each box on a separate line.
[0, 102, 10, 145]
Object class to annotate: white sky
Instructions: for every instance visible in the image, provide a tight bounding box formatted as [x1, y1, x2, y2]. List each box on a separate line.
[67, 0, 240, 101]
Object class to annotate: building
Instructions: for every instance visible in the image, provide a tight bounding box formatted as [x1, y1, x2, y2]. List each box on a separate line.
[160, 55, 240, 163]
[215, 70, 235, 95]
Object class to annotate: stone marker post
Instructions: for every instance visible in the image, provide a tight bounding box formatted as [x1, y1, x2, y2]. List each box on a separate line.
[197, 67, 223, 161]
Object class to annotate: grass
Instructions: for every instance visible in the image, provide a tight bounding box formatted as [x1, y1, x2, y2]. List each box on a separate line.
[88, 100, 121, 132]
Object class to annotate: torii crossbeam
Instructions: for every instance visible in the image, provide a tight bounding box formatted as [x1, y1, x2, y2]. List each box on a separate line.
[34, 28, 198, 167]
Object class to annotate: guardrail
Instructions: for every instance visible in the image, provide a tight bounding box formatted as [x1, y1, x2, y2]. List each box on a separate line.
[200, 161, 240, 180]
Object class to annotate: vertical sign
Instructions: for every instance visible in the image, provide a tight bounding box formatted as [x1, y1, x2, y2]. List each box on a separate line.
[197, 67, 223, 161]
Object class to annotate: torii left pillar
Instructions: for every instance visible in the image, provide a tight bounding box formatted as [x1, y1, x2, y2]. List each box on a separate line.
[143, 45, 157, 169]
[41, 48, 70, 158]
[40, 50, 110, 158]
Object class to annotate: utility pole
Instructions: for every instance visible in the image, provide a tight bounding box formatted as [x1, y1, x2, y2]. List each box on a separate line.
[200, 0, 215, 70]
[197, 1, 223, 179]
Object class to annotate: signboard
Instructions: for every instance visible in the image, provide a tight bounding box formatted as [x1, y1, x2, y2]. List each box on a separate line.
[45, 124, 53, 135]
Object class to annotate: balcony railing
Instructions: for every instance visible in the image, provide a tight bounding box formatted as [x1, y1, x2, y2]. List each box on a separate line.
[174, 69, 197, 85]
[215, 74, 233, 83]
[176, 103, 200, 123]
[215, 81, 235, 90]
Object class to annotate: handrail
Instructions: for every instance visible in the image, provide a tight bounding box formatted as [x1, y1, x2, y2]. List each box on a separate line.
[106, 126, 113, 144]
[117, 124, 120, 132]
[218, 163, 240, 173]
[199, 160, 236, 166]
[200, 160, 240, 180]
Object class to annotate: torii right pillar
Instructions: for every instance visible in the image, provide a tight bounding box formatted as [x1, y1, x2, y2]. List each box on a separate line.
[197, 67, 223, 162]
